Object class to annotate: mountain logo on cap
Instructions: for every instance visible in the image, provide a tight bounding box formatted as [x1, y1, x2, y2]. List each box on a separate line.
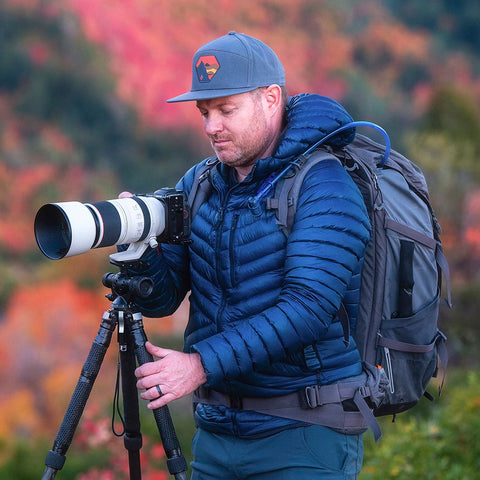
[196, 55, 220, 82]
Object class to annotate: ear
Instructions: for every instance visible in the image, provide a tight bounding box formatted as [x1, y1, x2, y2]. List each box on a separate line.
[264, 84, 283, 116]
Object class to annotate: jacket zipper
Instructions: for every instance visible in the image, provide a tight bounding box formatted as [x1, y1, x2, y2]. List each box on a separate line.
[229, 214, 239, 285]
[214, 207, 225, 284]
[212, 187, 238, 331]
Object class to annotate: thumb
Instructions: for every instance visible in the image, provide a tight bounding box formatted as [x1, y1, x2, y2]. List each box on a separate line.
[145, 341, 171, 359]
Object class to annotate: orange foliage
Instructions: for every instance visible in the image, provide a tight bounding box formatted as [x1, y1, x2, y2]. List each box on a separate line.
[0, 390, 43, 438]
[0, 162, 55, 253]
[359, 21, 429, 62]
[353, 19, 430, 101]
[40, 125, 75, 154]
[0, 280, 109, 390]
[0, 279, 181, 438]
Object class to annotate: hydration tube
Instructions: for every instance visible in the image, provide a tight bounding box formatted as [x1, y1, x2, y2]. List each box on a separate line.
[302, 120, 391, 162]
[249, 121, 391, 207]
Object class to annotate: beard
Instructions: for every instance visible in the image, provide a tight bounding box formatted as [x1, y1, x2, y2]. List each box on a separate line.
[209, 103, 275, 171]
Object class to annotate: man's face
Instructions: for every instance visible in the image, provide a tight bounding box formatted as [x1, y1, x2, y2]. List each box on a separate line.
[196, 90, 278, 175]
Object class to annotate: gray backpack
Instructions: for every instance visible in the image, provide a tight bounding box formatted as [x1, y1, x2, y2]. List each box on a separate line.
[189, 122, 452, 434]
[263, 125, 452, 418]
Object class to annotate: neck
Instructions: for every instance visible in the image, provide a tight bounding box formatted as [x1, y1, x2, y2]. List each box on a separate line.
[235, 166, 252, 182]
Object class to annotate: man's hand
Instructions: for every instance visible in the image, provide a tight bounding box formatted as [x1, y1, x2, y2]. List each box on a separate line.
[135, 341, 207, 409]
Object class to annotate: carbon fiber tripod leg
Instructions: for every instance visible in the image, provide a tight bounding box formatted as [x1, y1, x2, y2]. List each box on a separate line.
[41, 310, 116, 480]
[128, 310, 188, 480]
[117, 308, 143, 479]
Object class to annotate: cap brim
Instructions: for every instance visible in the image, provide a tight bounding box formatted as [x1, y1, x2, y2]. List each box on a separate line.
[167, 86, 259, 103]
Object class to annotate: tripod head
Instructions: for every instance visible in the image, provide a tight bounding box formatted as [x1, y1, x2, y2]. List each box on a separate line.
[103, 259, 154, 304]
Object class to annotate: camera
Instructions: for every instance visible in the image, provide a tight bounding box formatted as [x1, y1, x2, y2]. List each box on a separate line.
[34, 188, 191, 263]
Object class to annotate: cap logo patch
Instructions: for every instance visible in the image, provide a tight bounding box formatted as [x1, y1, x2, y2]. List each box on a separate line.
[196, 55, 220, 82]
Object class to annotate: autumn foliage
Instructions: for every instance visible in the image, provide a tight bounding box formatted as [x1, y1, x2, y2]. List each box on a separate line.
[0, 281, 108, 434]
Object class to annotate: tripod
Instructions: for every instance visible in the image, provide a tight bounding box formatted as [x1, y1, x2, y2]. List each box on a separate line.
[41, 261, 188, 480]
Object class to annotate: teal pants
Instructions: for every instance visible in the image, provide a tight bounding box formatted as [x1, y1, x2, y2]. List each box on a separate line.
[190, 425, 364, 479]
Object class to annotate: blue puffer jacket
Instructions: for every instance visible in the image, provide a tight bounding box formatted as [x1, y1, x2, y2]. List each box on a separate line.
[135, 93, 371, 438]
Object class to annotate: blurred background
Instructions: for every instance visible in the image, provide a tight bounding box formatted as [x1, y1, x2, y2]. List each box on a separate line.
[1, 0, 479, 478]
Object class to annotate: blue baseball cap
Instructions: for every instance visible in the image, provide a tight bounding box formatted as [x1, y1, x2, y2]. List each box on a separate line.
[167, 31, 285, 103]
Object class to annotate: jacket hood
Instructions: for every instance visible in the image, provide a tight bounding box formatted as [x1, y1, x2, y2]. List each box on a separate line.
[252, 93, 355, 179]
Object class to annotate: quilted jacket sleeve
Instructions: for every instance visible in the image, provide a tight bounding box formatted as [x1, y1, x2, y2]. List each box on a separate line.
[127, 165, 202, 317]
[191, 160, 371, 387]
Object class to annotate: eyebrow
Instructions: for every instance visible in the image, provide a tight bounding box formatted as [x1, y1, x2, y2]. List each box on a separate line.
[196, 100, 236, 110]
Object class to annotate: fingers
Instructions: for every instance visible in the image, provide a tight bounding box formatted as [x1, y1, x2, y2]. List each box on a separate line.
[118, 191, 133, 198]
[135, 343, 169, 377]
[136, 382, 174, 409]
[134, 342, 171, 408]
[136, 372, 170, 409]
[134, 343, 206, 410]
[144, 390, 175, 410]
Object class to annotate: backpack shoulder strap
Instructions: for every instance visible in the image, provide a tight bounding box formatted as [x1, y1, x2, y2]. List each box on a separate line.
[267, 149, 339, 236]
[266, 149, 351, 346]
[188, 156, 219, 219]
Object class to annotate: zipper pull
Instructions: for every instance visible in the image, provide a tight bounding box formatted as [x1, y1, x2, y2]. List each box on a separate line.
[384, 346, 395, 394]
[214, 207, 225, 230]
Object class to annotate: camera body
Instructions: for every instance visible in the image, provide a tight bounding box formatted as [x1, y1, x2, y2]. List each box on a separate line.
[34, 188, 191, 263]
[152, 188, 191, 246]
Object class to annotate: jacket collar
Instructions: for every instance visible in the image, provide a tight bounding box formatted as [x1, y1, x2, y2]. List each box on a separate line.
[250, 93, 355, 180]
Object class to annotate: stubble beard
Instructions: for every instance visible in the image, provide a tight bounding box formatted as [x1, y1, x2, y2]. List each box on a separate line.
[211, 106, 273, 171]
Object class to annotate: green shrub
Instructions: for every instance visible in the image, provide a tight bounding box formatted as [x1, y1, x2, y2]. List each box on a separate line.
[362, 370, 480, 479]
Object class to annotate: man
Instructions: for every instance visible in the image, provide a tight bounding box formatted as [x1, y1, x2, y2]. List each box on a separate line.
[133, 32, 371, 479]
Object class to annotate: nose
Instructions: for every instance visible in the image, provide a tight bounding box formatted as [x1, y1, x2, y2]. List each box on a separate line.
[203, 111, 223, 136]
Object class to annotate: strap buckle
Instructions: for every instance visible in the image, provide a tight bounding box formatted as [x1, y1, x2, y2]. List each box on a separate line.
[198, 170, 210, 183]
[304, 385, 321, 408]
[357, 385, 370, 399]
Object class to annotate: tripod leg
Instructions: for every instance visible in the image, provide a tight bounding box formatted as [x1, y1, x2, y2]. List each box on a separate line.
[118, 310, 143, 480]
[129, 311, 188, 480]
[41, 311, 116, 480]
